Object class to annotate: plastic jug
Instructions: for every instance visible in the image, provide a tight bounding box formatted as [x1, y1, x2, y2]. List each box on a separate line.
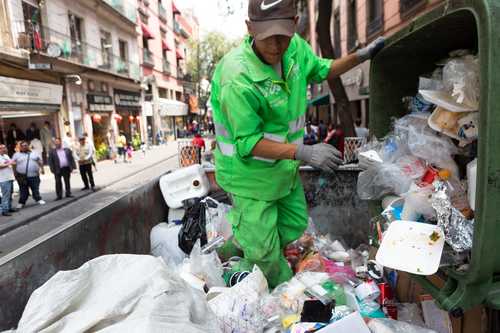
[159, 164, 210, 208]
[467, 158, 477, 211]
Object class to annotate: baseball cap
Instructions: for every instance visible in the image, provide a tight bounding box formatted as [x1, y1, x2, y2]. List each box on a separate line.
[248, 0, 297, 40]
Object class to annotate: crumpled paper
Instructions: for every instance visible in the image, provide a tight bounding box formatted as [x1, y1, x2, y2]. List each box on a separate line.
[431, 181, 474, 252]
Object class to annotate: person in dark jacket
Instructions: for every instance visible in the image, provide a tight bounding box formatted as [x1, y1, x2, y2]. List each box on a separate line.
[48, 138, 76, 200]
[6, 123, 24, 156]
[25, 122, 40, 141]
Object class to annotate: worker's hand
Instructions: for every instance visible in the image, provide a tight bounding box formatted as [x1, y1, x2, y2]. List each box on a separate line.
[295, 143, 343, 172]
[357, 37, 385, 62]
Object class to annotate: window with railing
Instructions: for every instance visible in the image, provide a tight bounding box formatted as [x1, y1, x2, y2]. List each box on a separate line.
[400, 0, 427, 15]
[69, 13, 84, 62]
[100, 30, 112, 69]
[118, 39, 129, 74]
[143, 48, 154, 66]
[366, 0, 384, 37]
[347, 0, 358, 52]
[158, 2, 167, 22]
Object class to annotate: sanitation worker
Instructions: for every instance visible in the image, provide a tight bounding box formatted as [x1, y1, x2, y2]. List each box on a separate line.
[211, 0, 384, 287]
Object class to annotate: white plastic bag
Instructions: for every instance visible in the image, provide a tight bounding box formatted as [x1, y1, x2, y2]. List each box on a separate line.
[357, 163, 414, 200]
[368, 318, 437, 333]
[150, 222, 186, 267]
[208, 266, 269, 333]
[15, 254, 221, 333]
[204, 197, 233, 242]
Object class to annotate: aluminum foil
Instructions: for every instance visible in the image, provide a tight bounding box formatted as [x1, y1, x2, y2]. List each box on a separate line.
[431, 181, 474, 252]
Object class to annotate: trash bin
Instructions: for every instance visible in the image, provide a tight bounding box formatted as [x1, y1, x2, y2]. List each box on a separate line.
[369, 0, 500, 314]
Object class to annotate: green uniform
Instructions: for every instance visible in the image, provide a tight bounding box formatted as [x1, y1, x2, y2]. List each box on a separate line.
[211, 34, 332, 287]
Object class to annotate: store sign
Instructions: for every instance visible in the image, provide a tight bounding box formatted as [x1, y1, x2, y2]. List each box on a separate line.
[87, 94, 114, 112]
[158, 98, 188, 116]
[28, 63, 52, 70]
[0, 75, 62, 105]
[114, 89, 141, 108]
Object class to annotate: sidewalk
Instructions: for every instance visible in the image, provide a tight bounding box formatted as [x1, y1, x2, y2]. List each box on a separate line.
[0, 143, 179, 235]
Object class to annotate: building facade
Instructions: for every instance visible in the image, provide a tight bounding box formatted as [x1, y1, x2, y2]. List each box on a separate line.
[307, 0, 444, 127]
[139, 0, 198, 142]
[0, 0, 143, 158]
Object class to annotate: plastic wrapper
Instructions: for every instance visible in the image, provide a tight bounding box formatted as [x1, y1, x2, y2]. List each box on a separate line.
[270, 278, 309, 314]
[323, 259, 357, 284]
[331, 305, 355, 322]
[431, 182, 474, 252]
[286, 322, 326, 333]
[296, 252, 325, 273]
[404, 94, 436, 114]
[443, 55, 479, 109]
[189, 240, 225, 288]
[368, 318, 438, 333]
[401, 185, 436, 221]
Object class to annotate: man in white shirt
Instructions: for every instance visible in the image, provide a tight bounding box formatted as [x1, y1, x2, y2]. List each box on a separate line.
[75, 136, 96, 191]
[0, 144, 17, 216]
[12, 141, 46, 208]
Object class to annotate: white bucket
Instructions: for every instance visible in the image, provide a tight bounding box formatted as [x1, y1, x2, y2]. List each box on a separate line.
[159, 164, 210, 208]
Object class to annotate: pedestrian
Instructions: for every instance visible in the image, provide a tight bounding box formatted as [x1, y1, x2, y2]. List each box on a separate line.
[140, 141, 147, 157]
[40, 121, 55, 164]
[83, 132, 97, 172]
[6, 123, 24, 156]
[117, 132, 127, 163]
[210, 0, 384, 288]
[0, 144, 17, 216]
[126, 143, 133, 162]
[63, 132, 75, 150]
[25, 122, 40, 142]
[12, 140, 46, 208]
[75, 136, 95, 191]
[303, 122, 318, 145]
[48, 138, 76, 200]
[355, 119, 369, 138]
[324, 124, 345, 158]
[29, 136, 44, 158]
[191, 133, 206, 163]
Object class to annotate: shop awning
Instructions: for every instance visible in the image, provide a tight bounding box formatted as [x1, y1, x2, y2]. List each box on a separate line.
[308, 93, 330, 106]
[158, 98, 188, 116]
[141, 23, 154, 39]
[162, 39, 171, 51]
[176, 49, 184, 59]
[172, 1, 180, 15]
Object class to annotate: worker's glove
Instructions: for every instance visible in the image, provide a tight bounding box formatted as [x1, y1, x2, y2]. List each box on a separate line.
[295, 143, 343, 172]
[357, 37, 385, 62]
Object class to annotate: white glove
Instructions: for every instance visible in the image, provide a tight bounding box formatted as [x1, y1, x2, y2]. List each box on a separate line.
[295, 143, 343, 172]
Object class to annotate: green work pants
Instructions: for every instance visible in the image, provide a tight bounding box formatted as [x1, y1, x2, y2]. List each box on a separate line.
[227, 179, 308, 288]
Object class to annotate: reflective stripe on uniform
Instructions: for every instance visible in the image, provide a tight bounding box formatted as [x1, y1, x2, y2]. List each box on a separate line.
[292, 137, 303, 145]
[289, 115, 306, 133]
[253, 156, 276, 163]
[215, 123, 229, 138]
[218, 141, 234, 156]
[264, 133, 286, 143]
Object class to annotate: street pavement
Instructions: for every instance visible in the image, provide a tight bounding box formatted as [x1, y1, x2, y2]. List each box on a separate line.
[0, 142, 180, 235]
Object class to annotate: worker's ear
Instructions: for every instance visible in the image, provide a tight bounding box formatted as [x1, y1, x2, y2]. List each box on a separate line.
[246, 20, 255, 37]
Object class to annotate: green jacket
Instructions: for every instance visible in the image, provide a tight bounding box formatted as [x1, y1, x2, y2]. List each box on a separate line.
[211, 34, 332, 201]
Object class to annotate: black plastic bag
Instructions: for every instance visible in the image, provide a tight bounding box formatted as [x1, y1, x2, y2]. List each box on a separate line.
[178, 198, 208, 254]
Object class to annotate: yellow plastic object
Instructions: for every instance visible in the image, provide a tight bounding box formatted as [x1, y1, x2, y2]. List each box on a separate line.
[282, 314, 300, 328]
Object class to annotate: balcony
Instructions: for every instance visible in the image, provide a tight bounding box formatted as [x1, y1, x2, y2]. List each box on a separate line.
[159, 4, 167, 22]
[174, 21, 181, 35]
[142, 48, 154, 67]
[162, 59, 171, 75]
[101, 0, 137, 23]
[10, 21, 140, 80]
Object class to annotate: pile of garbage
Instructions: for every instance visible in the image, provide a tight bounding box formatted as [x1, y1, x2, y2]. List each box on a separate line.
[358, 50, 479, 276]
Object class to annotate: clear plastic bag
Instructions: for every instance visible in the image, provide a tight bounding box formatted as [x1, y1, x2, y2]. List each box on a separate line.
[189, 240, 225, 288]
[443, 55, 479, 109]
[357, 163, 414, 200]
[204, 197, 233, 242]
[397, 303, 426, 328]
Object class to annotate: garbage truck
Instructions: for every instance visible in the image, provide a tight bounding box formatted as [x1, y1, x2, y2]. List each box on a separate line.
[0, 1, 499, 331]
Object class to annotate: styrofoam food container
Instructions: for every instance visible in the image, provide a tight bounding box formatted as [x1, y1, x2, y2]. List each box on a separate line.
[159, 164, 209, 208]
[376, 221, 445, 275]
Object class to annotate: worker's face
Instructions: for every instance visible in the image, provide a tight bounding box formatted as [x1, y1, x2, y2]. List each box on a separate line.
[20, 142, 29, 152]
[247, 18, 298, 65]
